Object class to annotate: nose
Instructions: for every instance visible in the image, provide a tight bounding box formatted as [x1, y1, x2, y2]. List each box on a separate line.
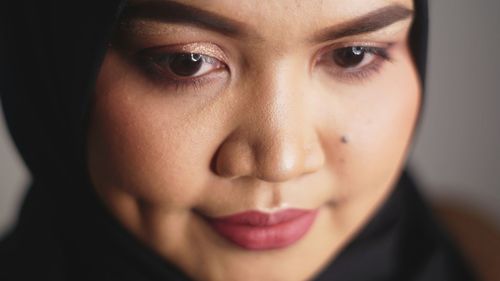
[214, 67, 325, 182]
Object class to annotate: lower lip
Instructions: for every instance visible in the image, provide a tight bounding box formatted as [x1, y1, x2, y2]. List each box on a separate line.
[206, 209, 319, 250]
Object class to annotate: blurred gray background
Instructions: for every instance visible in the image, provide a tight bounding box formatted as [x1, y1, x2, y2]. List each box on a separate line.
[1, 0, 499, 236]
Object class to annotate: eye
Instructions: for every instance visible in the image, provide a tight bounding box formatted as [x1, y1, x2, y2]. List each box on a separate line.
[332, 47, 373, 68]
[331, 46, 389, 69]
[151, 52, 225, 79]
[317, 44, 392, 82]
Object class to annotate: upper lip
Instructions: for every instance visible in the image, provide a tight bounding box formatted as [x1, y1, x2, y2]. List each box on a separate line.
[206, 208, 314, 227]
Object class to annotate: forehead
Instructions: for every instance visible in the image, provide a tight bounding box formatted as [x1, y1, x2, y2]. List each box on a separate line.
[126, 0, 415, 49]
[130, 0, 414, 27]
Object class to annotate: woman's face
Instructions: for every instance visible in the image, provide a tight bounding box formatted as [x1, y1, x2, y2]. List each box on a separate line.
[88, 0, 418, 280]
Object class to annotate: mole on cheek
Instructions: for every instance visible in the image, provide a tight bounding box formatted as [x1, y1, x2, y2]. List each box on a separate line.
[341, 135, 349, 144]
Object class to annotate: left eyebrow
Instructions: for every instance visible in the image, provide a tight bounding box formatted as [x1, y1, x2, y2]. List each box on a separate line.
[119, 0, 253, 38]
[310, 4, 414, 43]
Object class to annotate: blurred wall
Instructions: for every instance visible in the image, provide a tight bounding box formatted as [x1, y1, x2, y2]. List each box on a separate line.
[1, 0, 499, 236]
[409, 0, 500, 226]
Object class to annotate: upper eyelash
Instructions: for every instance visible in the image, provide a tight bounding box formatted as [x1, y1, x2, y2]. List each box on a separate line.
[317, 45, 394, 83]
[136, 52, 227, 91]
[363, 47, 391, 61]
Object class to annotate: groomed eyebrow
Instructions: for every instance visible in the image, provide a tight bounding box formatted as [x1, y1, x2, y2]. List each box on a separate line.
[120, 0, 250, 37]
[121, 1, 413, 42]
[310, 5, 414, 42]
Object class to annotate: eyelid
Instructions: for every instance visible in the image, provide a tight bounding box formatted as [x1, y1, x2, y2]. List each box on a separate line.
[134, 43, 231, 93]
[149, 42, 229, 64]
[314, 41, 393, 62]
[312, 41, 396, 83]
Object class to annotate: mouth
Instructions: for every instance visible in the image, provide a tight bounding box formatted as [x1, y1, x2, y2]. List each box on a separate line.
[204, 208, 319, 250]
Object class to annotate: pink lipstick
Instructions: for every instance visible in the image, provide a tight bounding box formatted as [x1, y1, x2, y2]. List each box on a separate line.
[206, 208, 319, 250]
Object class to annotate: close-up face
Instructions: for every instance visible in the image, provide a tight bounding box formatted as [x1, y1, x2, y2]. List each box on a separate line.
[87, 0, 419, 280]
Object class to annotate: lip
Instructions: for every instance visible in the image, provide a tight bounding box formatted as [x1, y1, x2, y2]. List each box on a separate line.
[205, 208, 319, 250]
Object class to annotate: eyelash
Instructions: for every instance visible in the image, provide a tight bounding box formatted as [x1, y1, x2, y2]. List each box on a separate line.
[137, 44, 393, 91]
[315, 44, 393, 83]
[137, 51, 227, 91]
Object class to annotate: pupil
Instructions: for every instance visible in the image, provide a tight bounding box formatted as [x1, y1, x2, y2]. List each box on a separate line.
[169, 53, 203, 76]
[333, 47, 365, 68]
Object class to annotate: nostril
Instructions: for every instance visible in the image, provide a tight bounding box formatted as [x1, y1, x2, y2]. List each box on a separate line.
[213, 138, 255, 178]
[213, 130, 325, 182]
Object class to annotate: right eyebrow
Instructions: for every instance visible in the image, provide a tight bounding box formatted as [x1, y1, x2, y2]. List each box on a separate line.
[121, 1, 413, 43]
[310, 5, 414, 43]
[120, 0, 253, 38]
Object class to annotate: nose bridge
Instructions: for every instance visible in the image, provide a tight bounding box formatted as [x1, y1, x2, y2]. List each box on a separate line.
[221, 60, 324, 182]
[250, 65, 306, 180]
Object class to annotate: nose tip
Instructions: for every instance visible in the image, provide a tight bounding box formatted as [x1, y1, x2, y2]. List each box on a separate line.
[253, 139, 324, 182]
[214, 132, 324, 182]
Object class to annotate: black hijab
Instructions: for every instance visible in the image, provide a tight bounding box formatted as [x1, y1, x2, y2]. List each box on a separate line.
[0, 0, 477, 280]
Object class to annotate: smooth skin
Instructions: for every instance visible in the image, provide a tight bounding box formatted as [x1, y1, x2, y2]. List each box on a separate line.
[87, 0, 419, 280]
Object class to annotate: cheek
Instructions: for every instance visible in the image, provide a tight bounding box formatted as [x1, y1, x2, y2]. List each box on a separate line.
[320, 52, 420, 198]
[87, 52, 215, 209]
